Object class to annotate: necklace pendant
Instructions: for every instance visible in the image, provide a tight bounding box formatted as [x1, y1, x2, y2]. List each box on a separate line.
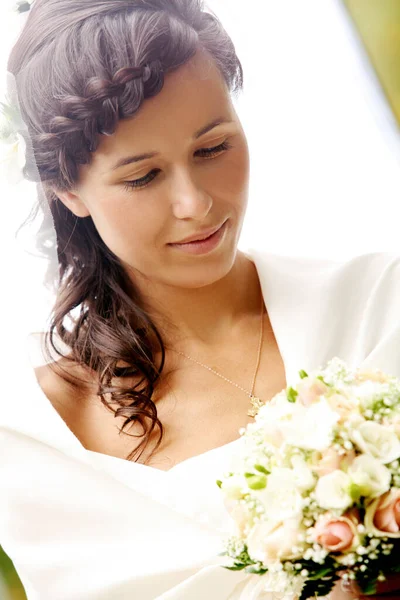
[247, 396, 264, 418]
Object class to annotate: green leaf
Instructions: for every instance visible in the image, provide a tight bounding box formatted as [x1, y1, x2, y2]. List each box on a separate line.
[245, 565, 269, 575]
[308, 567, 334, 580]
[216, 479, 223, 488]
[287, 387, 298, 403]
[254, 464, 270, 475]
[299, 576, 337, 600]
[299, 369, 308, 379]
[348, 482, 361, 501]
[247, 475, 267, 490]
[357, 578, 377, 596]
[224, 563, 247, 571]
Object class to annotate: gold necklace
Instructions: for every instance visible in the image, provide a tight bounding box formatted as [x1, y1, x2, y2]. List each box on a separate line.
[173, 292, 265, 418]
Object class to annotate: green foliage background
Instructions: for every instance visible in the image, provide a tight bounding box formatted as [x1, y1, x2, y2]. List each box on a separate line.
[344, 0, 400, 126]
[1, 1, 399, 598]
[0, 545, 26, 599]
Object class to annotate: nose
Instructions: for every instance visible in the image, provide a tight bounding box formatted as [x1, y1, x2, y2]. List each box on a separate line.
[170, 166, 213, 220]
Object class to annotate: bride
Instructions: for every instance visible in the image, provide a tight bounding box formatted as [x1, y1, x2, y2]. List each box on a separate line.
[1, 1, 400, 598]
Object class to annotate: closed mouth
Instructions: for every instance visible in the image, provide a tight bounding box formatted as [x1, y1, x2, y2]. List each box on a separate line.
[170, 221, 226, 245]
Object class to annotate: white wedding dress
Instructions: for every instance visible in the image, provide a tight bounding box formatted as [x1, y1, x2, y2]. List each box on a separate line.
[2, 248, 400, 600]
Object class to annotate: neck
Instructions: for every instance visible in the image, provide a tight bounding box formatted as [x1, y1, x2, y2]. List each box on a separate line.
[133, 250, 262, 351]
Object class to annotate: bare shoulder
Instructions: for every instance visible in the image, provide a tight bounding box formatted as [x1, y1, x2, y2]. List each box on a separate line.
[33, 359, 97, 411]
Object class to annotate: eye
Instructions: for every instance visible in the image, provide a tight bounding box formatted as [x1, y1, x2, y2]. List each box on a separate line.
[195, 139, 233, 159]
[123, 169, 160, 192]
[123, 140, 233, 191]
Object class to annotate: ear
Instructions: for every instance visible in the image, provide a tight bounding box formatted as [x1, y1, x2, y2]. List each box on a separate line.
[55, 189, 91, 218]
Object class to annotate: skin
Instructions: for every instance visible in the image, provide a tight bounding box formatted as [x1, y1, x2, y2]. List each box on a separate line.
[53, 48, 400, 599]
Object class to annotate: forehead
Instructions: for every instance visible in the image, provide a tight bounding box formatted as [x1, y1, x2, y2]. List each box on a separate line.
[90, 52, 234, 166]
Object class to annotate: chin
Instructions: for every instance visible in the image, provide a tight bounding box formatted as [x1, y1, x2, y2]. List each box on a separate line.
[167, 250, 237, 289]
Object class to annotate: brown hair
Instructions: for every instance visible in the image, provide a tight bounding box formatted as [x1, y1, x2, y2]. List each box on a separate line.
[8, 0, 244, 462]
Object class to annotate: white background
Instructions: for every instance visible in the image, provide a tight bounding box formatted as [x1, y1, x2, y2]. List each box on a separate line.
[0, 0, 400, 336]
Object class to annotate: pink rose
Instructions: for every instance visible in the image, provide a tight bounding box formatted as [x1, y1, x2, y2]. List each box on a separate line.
[313, 511, 359, 552]
[297, 378, 328, 406]
[365, 488, 400, 538]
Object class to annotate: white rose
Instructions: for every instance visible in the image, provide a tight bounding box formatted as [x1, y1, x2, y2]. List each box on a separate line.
[277, 398, 339, 451]
[348, 455, 391, 499]
[221, 474, 247, 500]
[315, 470, 353, 510]
[350, 421, 400, 464]
[254, 468, 303, 521]
[290, 455, 316, 492]
[247, 516, 304, 566]
[257, 391, 296, 423]
[355, 380, 386, 407]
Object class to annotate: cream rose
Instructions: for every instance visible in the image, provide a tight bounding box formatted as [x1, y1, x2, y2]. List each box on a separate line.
[350, 421, 400, 464]
[312, 448, 342, 477]
[311, 448, 356, 477]
[297, 377, 328, 406]
[224, 500, 248, 536]
[247, 517, 304, 566]
[355, 369, 390, 384]
[326, 393, 358, 422]
[364, 488, 400, 538]
[348, 454, 391, 499]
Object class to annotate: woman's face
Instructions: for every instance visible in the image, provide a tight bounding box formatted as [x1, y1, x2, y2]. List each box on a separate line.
[57, 51, 250, 290]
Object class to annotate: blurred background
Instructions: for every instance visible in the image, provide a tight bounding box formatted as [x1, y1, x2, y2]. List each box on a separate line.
[0, 0, 400, 597]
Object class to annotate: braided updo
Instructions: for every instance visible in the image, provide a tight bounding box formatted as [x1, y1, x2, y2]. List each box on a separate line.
[34, 61, 163, 179]
[8, 0, 244, 463]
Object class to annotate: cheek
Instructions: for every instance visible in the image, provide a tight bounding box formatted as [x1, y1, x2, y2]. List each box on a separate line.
[204, 141, 249, 199]
[88, 191, 164, 261]
[221, 144, 250, 196]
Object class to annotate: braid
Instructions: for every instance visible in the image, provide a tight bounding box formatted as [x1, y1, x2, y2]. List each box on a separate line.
[53, 60, 163, 135]
[26, 60, 164, 185]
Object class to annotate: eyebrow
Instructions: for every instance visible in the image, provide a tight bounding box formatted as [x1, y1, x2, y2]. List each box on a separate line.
[111, 116, 233, 171]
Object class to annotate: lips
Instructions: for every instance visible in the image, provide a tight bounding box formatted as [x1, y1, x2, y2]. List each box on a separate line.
[170, 221, 226, 245]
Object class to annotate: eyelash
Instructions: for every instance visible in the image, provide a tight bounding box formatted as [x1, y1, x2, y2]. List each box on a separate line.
[123, 140, 233, 192]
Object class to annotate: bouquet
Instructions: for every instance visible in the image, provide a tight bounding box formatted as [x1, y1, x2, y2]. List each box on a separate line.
[217, 358, 400, 599]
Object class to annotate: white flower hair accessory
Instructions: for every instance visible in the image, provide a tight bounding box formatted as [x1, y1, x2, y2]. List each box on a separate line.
[0, 71, 29, 185]
[0, 1, 34, 183]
